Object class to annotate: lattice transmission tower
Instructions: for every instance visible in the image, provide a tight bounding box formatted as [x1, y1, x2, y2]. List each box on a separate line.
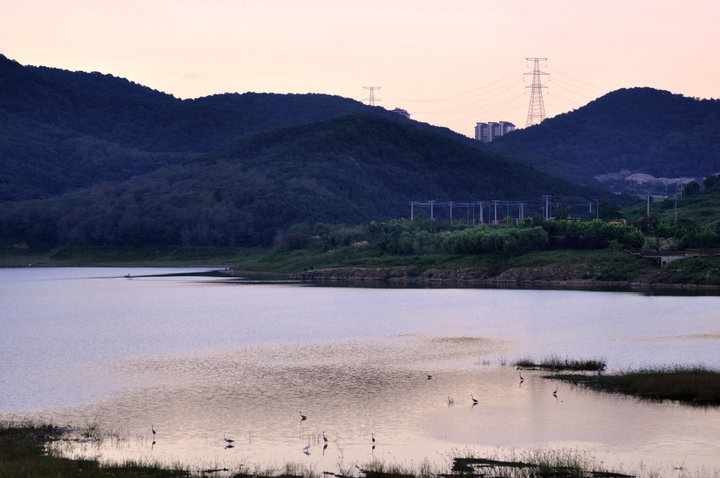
[363, 86, 381, 106]
[524, 57, 549, 127]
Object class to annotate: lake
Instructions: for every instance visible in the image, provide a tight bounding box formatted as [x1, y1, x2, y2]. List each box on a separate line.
[1, 267, 719, 476]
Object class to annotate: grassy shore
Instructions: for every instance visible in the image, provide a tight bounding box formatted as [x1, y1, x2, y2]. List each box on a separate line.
[2, 244, 720, 288]
[550, 366, 720, 406]
[0, 244, 654, 278]
[0, 422, 190, 477]
[1, 421, 638, 478]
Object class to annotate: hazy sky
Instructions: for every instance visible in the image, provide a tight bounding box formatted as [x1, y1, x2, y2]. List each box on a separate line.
[3, 0, 719, 137]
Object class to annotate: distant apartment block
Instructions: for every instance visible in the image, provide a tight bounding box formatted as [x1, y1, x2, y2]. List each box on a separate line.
[475, 121, 516, 142]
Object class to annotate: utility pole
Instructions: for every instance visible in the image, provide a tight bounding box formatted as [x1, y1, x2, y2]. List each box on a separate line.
[524, 57, 549, 127]
[543, 195, 551, 220]
[410, 201, 414, 220]
[363, 86, 381, 106]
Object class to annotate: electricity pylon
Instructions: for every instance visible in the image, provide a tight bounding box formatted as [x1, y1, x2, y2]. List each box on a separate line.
[363, 86, 381, 106]
[524, 57, 549, 127]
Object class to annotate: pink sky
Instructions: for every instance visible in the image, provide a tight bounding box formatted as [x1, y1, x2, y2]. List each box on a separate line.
[2, 0, 719, 137]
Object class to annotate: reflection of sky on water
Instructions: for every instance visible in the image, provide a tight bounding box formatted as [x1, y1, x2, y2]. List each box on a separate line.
[2, 268, 720, 475]
[40, 338, 720, 475]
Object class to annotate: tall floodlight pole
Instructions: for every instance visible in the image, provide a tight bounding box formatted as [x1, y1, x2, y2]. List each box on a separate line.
[524, 58, 549, 127]
[363, 86, 381, 106]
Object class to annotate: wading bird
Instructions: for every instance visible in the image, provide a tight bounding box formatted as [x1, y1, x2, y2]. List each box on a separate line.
[151, 425, 156, 438]
[371, 433, 376, 444]
[426, 374, 433, 380]
[224, 437, 235, 444]
[299, 412, 307, 422]
[302, 444, 311, 455]
[322, 432, 328, 443]
[470, 395, 479, 405]
[553, 386, 558, 398]
[519, 372, 524, 384]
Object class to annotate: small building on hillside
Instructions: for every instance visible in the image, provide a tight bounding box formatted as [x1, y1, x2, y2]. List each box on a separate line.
[391, 108, 411, 119]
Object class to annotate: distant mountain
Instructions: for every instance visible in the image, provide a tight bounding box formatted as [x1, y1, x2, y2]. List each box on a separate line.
[0, 54, 470, 201]
[488, 88, 720, 189]
[0, 115, 599, 247]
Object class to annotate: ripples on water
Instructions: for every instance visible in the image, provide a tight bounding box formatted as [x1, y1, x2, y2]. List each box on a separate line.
[2, 268, 720, 475]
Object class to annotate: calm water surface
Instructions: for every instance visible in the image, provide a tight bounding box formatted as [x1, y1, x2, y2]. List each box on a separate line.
[1, 267, 719, 476]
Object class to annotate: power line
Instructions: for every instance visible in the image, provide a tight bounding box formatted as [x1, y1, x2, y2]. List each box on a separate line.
[383, 69, 525, 103]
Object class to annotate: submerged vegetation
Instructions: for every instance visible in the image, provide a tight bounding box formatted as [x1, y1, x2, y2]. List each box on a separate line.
[551, 366, 720, 406]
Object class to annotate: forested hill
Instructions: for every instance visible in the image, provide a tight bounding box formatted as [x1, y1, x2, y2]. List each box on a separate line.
[489, 87, 720, 186]
[0, 54, 468, 201]
[0, 115, 598, 247]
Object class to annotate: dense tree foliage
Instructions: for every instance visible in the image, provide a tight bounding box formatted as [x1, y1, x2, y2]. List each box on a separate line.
[0, 115, 602, 247]
[518, 218, 646, 249]
[443, 225, 548, 256]
[2, 54, 473, 201]
[273, 217, 650, 258]
[489, 88, 720, 187]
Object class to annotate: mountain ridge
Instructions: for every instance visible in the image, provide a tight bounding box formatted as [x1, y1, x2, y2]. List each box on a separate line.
[489, 87, 720, 189]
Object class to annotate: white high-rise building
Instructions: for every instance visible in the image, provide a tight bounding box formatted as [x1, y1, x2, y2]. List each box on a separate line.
[474, 121, 516, 142]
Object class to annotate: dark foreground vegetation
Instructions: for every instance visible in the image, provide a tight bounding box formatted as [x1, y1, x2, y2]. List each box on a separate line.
[1, 422, 635, 478]
[551, 366, 720, 406]
[0, 423, 189, 477]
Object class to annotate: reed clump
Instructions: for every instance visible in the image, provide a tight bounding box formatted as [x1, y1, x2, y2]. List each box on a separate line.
[447, 448, 634, 478]
[552, 365, 720, 405]
[514, 355, 607, 372]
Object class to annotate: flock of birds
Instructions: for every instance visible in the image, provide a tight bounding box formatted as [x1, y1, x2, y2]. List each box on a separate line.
[148, 369, 560, 455]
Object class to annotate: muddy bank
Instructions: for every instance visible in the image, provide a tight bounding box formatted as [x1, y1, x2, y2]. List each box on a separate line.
[288, 266, 720, 291]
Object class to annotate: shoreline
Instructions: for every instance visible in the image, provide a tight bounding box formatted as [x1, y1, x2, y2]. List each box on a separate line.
[286, 266, 720, 292]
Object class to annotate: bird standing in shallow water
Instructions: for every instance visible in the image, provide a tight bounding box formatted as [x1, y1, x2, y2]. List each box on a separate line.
[299, 412, 307, 422]
[470, 395, 479, 405]
[151, 426, 156, 438]
[553, 386, 558, 398]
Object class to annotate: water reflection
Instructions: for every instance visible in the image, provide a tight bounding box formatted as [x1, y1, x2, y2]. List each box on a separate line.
[36, 336, 720, 475]
[2, 268, 720, 475]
